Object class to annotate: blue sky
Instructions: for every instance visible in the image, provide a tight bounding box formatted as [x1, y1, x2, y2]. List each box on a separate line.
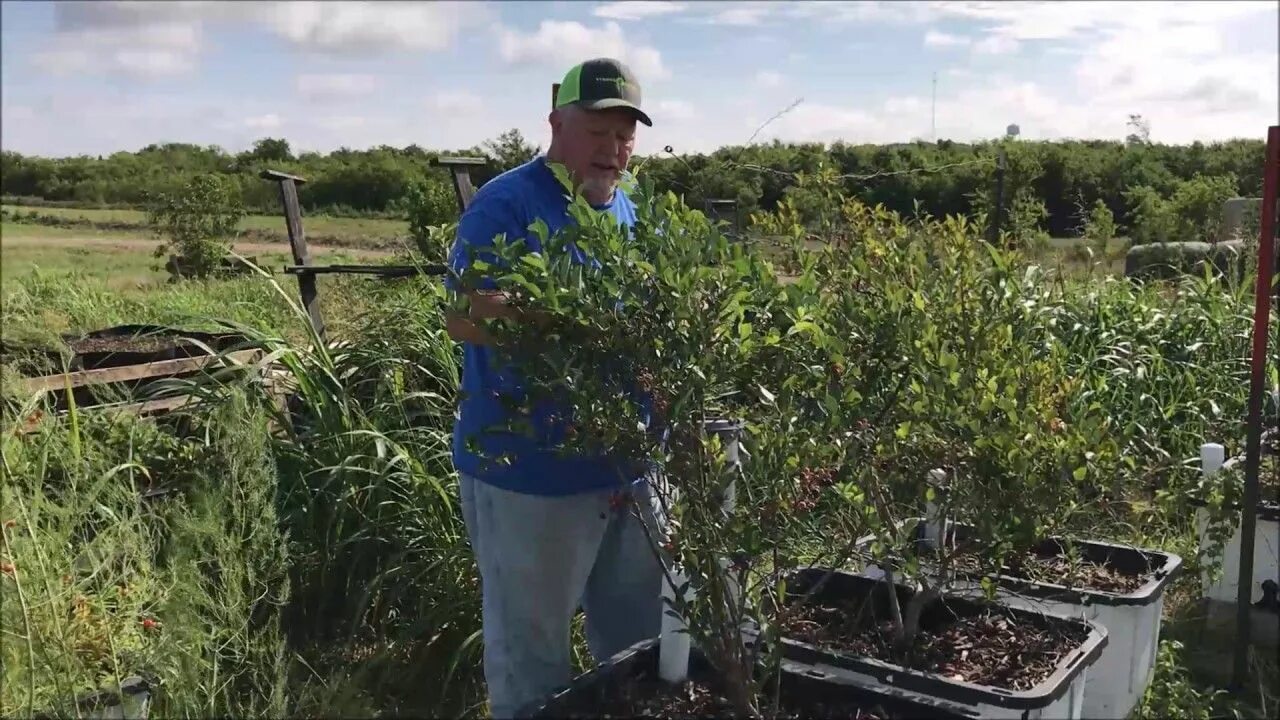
[2, 1, 1276, 158]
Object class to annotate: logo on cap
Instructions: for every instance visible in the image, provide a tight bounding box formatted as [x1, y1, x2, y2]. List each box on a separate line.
[597, 76, 629, 94]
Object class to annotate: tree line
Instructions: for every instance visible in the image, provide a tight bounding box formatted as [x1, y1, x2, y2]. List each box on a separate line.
[0, 130, 1266, 239]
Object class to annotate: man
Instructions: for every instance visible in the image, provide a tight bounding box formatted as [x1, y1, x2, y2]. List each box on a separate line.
[444, 58, 666, 719]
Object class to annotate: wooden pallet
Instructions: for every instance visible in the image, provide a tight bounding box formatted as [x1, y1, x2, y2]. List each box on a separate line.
[14, 349, 277, 434]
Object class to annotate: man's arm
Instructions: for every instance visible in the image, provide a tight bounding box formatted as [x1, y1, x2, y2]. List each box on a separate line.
[445, 290, 521, 345]
[445, 201, 548, 346]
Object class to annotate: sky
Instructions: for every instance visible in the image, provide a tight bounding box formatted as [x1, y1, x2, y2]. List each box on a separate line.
[1, 1, 1277, 159]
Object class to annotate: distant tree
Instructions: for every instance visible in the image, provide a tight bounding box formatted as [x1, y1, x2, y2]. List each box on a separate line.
[147, 174, 245, 279]
[403, 172, 458, 260]
[483, 129, 539, 172]
[250, 138, 293, 163]
[1125, 114, 1151, 146]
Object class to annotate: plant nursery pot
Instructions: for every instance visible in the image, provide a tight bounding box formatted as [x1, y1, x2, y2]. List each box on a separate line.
[34, 675, 151, 720]
[62, 324, 251, 370]
[1193, 446, 1280, 648]
[1193, 500, 1280, 648]
[771, 568, 1108, 720]
[858, 517, 1181, 720]
[522, 637, 981, 719]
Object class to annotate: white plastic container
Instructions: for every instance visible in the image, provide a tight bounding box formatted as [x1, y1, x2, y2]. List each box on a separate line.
[859, 517, 1180, 720]
[1195, 442, 1280, 646]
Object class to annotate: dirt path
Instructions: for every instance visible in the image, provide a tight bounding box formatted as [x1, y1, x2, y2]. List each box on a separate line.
[1, 234, 397, 258]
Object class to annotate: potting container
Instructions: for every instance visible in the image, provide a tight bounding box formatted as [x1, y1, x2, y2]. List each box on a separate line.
[1195, 442, 1279, 647]
[773, 568, 1107, 720]
[63, 324, 251, 370]
[524, 637, 981, 718]
[34, 675, 151, 720]
[859, 517, 1181, 720]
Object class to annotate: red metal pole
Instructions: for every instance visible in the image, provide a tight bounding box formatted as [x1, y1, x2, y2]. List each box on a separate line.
[1233, 125, 1279, 688]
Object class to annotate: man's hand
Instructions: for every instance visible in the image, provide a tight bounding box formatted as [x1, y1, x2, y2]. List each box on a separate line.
[446, 290, 551, 345]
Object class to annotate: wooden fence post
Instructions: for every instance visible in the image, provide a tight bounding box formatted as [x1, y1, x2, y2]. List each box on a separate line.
[430, 157, 487, 215]
[260, 170, 325, 340]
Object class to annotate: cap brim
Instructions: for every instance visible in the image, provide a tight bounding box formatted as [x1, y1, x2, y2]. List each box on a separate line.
[580, 98, 653, 127]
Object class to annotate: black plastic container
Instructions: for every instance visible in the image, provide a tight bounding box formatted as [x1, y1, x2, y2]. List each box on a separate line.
[774, 569, 1108, 713]
[64, 324, 251, 370]
[524, 637, 981, 718]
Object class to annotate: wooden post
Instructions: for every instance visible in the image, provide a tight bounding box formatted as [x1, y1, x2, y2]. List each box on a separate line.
[430, 156, 487, 215]
[260, 170, 325, 340]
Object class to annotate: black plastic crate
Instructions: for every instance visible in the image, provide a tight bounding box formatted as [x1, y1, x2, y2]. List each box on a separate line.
[776, 568, 1108, 712]
[525, 637, 980, 718]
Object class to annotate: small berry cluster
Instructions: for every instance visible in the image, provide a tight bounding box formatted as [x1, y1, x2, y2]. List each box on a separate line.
[792, 465, 838, 514]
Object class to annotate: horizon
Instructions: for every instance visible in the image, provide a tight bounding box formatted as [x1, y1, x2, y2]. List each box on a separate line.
[2, 1, 1277, 159]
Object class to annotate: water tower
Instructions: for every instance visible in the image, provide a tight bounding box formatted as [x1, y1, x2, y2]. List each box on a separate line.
[1006, 123, 1021, 138]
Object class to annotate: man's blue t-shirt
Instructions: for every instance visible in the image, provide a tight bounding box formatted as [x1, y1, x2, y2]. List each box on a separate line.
[446, 155, 644, 496]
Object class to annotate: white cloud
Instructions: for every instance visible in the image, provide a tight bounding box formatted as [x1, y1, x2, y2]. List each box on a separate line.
[756, 71, 784, 89]
[430, 91, 484, 115]
[496, 20, 669, 81]
[32, 20, 202, 79]
[973, 35, 1019, 55]
[315, 115, 368, 132]
[691, 1, 931, 27]
[708, 5, 774, 27]
[655, 99, 697, 121]
[593, 1, 688, 21]
[924, 30, 970, 48]
[244, 113, 284, 131]
[30, 0, 490, 80]
[296, 74, 378, 101]
[258, 1, 491, 54]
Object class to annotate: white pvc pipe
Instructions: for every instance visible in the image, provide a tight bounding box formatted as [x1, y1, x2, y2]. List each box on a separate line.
[1201, 442, 1226, 477]
[924, 468, 949, 550]
[659, 567, 692, 682]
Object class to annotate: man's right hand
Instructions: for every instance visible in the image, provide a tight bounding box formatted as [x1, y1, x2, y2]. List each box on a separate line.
[446, 290, 551, 345]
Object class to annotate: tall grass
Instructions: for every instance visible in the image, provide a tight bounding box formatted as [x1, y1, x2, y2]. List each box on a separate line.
[169, 271, 485, 717]
[1, 390, 290, 718]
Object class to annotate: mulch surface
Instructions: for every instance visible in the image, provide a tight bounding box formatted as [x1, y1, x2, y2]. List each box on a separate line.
[780, 598, 1089, 692]
[1003, 552, 1148, 594]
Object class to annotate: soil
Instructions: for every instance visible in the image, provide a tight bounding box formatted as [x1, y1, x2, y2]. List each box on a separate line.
[1004, 552, 1147, 594]
[935, 542, 1150, 594]
[780, 598, 1089, 692]
[551, 670, 907, 719]
[68, 335, 191, 355]
[938, 538, 1151, 594]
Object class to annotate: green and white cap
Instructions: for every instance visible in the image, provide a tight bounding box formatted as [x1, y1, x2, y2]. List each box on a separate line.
[554, 57, 652, 127]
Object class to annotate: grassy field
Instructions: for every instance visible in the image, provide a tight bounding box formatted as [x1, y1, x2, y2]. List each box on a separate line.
[1, 222, 396, 287]
[2, 203, 411, 249]
[0, 221, 400, 352]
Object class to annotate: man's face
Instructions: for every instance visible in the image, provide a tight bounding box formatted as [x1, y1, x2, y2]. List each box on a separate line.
[550, 106, 637, 205]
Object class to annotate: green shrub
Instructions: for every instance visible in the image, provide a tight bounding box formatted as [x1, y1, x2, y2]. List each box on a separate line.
[146, 174, 245, 279]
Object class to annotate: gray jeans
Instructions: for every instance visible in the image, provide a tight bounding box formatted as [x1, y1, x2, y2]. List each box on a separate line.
[460, 473, 668, 718]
